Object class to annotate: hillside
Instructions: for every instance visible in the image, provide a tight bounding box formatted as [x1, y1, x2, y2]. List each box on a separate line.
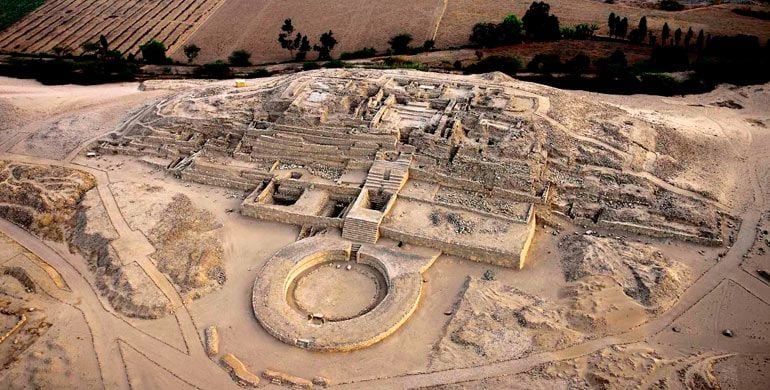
[0, 0, 768, 65]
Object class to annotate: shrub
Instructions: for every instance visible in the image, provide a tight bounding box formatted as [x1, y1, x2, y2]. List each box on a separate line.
[194, 61, 232, 79]
[302, 61, 321, 71]
[228, 50, 252, 66]
[561, 24, 598, 40]
[648, 46, 689, 71]
[139, 40, 169, 65]
[183, 44, 200, 64]
[464, 55, 522, 76]
[658, 0, 684, 11]
[388, 33, 413, 54]
[382, 57, 425, 70]
[340, 47, 377, 60]
[323, 59, 347, 68]
[247, 68, 271, 78]
[565, 53, 591, 74]
[733, 7, 770, 21]
[527, 54, 562, 73]
[469, 15, 524, 48]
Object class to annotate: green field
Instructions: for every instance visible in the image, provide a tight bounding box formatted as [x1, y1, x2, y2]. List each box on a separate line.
[0, 0, 45, 31]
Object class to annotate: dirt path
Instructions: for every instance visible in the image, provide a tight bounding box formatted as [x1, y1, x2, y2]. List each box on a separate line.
[0, 218, 235, 390]
[0, 148, 233, 388]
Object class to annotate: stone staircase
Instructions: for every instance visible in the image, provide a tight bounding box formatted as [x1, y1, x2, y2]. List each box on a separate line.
[342, 216, 381, 244]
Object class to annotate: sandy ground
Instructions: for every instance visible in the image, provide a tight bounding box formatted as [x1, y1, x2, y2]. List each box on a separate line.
[0, 75, 768, 388]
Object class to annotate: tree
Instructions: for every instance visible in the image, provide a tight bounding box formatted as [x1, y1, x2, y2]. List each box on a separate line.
[183, 44, 200, 63]
[661, 22, 671, 45]
[650, 46, 689, 71]
[278, 19, 298, 57]
[522, 1, 561, 41]
[638, 16, 648, 38]
[618, 17, 629, 39]
[470, 23, 499, 47]
[629, 16, 648, 43]
[696, 29, 705, 51]
[498, 14, 524, 44]
[81, 41, 101, 57]
[228, 49, 252, 66]
[313, 30, 337, 60]
[423, 40, 436, 51]
[139, 40, 168, 64]
[565, 53, 591, 75]
[628, 29, 642, 44]
[608, 12, 617, 38]
[649, 31, 657, 46]
[296, 35, 311, 60]
[674, 27, 682, 46]
[388, 33, 413, 54]
[99, 35, 110, 59]
[595, 49, 628, 80]
[51, 46, 70, 57]
[684, 27, 694, 49]
[562, 23, 599, 40]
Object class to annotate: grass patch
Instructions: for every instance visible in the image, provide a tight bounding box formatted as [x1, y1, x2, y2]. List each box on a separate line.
[0, 0, 46, 31]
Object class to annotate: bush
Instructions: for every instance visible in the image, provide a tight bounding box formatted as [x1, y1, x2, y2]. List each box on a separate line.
[139, 40, 169, 65]
[302, 61, 321, 71]
[527, 54, 562, 73]
[339, 47, 377, 60]
[323, 59, 347, 68]
[247, 68, 271, 78]
[658, 0, 684, 11]
[0, 53, 139, 85]
[464, 55, 522, 76]
[470, 15, 523, 48]
[648, 45, 689, 71]
[228, 50, 252, 66]
[194, 61, 232, 79]
[565, 53, 591, 74]
[561, 24, 598, 40]
[694, 35, 769, 85]
[733, 7, 770, 21]
[382, 57, 425, 70]
[388, 33, 413, 55]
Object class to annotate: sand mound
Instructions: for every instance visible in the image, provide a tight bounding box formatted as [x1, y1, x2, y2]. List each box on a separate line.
[560, 235, 689, 312]
[69, 190, 171, 319]
[0, 161, 95, 241]
[148, 194, 225, 301]
[430, 278, 583, 370]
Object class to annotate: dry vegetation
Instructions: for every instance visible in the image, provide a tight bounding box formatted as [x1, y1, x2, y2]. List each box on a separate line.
[148, 194, 225, 301]
[0, 161, 95, 241]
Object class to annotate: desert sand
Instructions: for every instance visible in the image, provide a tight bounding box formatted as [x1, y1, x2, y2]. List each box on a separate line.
[0, 71, 768, 389]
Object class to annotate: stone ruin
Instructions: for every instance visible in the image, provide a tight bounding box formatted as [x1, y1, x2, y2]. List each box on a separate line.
[92, 69, 726, 350]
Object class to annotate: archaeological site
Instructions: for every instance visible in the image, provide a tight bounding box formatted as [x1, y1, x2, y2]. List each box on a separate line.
[1, 66, 769, 388]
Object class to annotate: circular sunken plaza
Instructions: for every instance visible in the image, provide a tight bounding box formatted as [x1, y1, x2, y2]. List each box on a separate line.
[252, 234, 438, 351]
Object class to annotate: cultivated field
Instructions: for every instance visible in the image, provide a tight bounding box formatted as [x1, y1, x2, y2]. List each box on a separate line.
[179, 0, 770, 64]
[435, 1, 770, 50]
[0, 0, 768, 64]
[0, 0, 226, 56]
[179, 0, 446, 64]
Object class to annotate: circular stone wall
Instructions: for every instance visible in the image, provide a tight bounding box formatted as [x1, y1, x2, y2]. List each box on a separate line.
[252, 235, 429, 352]
[291, 261, 387, 322]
